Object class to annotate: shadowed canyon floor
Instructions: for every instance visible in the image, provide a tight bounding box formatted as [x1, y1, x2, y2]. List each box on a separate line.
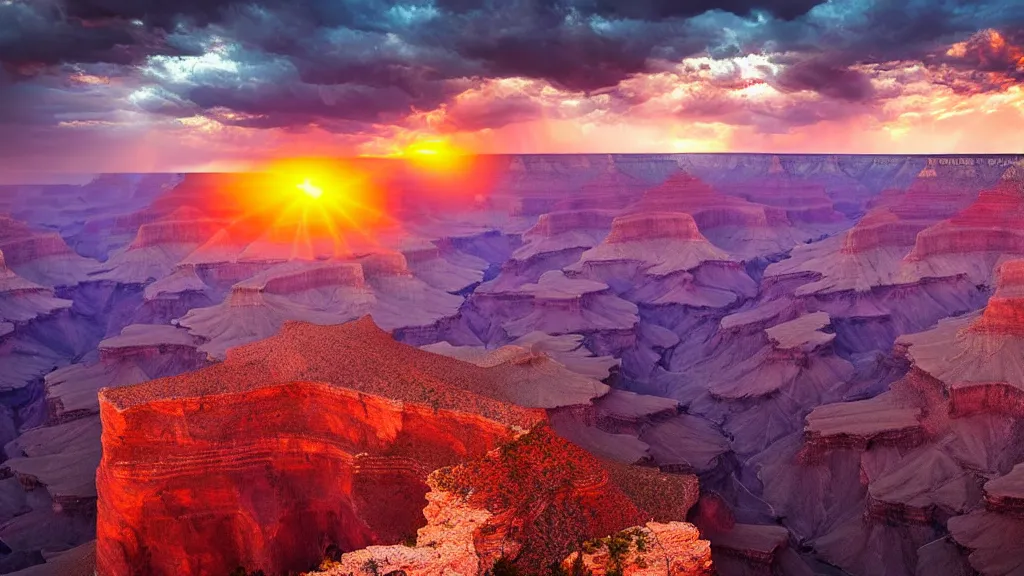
[1, 154, 1024, 575]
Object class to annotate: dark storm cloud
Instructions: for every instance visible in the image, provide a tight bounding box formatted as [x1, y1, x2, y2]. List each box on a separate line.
[774, 59, 876, 101]
[584, 0, 824, 21]
[768, 0, 1024, 66]
[1, 0, 1022, 137]
[439, 92, 545, 131]
[0, 2, 210, 69]
[186, 82, 423, 127]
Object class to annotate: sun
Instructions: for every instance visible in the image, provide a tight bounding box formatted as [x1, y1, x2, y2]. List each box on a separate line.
[297, 178, 323, 200]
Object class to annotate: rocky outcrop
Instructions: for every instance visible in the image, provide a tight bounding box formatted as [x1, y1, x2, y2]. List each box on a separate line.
[553, 168, 650, 211]
[44, 324, 206, 424]
[175, 260, 377, 359]
[765, 163, 988, 300]
[305, 427, 707, 576]
[627, 172, 811, 257]
[801, 392, 924, 459]
[400, 239, 487, 294]
[0, 216, 97, 287]
[898, 260, 1024, 418]
[509, 209, 616, 268]
[900, 165, 1024, 285]
[468, 270, 640, 349]
[0, 249, 72, 328]
[720, 156, 846, 230]
[94, 318, 556, 576]
[93, 318, 708, 576]
[2, 416, 101, 514]
[566, 214, 748, 301]
[561, 523, 712, 576]
[90, 217, 227, 285]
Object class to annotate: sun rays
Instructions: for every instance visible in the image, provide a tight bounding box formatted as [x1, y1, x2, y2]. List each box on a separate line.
[201, 159, 398, 262]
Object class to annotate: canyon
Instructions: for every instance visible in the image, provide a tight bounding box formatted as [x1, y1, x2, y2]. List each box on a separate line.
[0, 154, 1022, 575]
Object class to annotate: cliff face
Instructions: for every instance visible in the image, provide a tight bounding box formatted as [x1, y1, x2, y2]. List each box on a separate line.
[96, 381, 523, 576]
[94, 318, 553, 576]
[0, 216, 97, 287]
[93, 317, 710, 576]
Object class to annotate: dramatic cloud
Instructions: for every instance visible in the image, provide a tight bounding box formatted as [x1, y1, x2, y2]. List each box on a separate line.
[0, 0, 1021, 174]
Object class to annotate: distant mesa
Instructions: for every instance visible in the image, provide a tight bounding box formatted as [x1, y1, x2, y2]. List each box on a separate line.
[898, 258, 1024, 418]
[551, 167, 650, 212]
[898, 165, 1024, 284]
[511, 208, 617, 263]
[0, 215, 97, 287]
[569, 212, 733, 279]
[720, 155, 847, 229]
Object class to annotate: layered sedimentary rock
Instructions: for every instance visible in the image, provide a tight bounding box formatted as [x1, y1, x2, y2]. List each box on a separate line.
[567, 212, 754, 308]
[901, 163, 1024, 285]
[400, 239, 487, 294]
[0, 250, 72, 327]
[423, 333, 681, 465]
[899, 259, 1024, 418]
[626, 172, 808, 257]
[2, 416, 101, 514]
[0, 416, 99, 570]
[492, 209, 617, 290]
[0, 215, 97, 287]
[0, 323, 205, 573]
[175, 259, 376, 359]
[44, 324, 206, 424]
[767, 163, 982, 292]
[746, 260, 1024, 575]
[13, 155, 1024, 576]
[720, 155, 846, 232]
[96, 318, 552, 576]
[552, 167, 651, 211]
[562, 522, 712, 576]
[90, 216, 226, 285]
[95, 317, 708, 576]
[468, 270, 639, 348]
[802, 392, 924, 458]
[419, 338, 611, 410]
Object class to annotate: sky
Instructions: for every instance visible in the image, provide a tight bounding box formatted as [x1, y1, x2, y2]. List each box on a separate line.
[0, 0, 1022, 177]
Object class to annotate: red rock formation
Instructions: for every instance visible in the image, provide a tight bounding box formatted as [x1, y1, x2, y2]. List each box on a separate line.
[842, 164, 981, 255]
[305, 428, 706, 576]
[721, 156, 845, 226]
[631, 173, 790, 230]
[907, 181, 1024, 261]
[982, 462, 1024, 517]
[0, 215, 97, 287]
[800, 392, 925, 462]
[426, 425, 699, 572]
[94, 318, 705, 576]
[95, 318, 557, 576]
[561, 522, 712, 576]
[969, 259, 1024, 335]
[567, 212, 735, 284]
[606, 212, 706, 244]
[241, 260, 367, 295]
[553, 168, 649, 211]
[896, 261, 1024, 418]
[127, 218, 225, 249]
[529, 209, 617, 239]
[355, 251, 413, 278]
